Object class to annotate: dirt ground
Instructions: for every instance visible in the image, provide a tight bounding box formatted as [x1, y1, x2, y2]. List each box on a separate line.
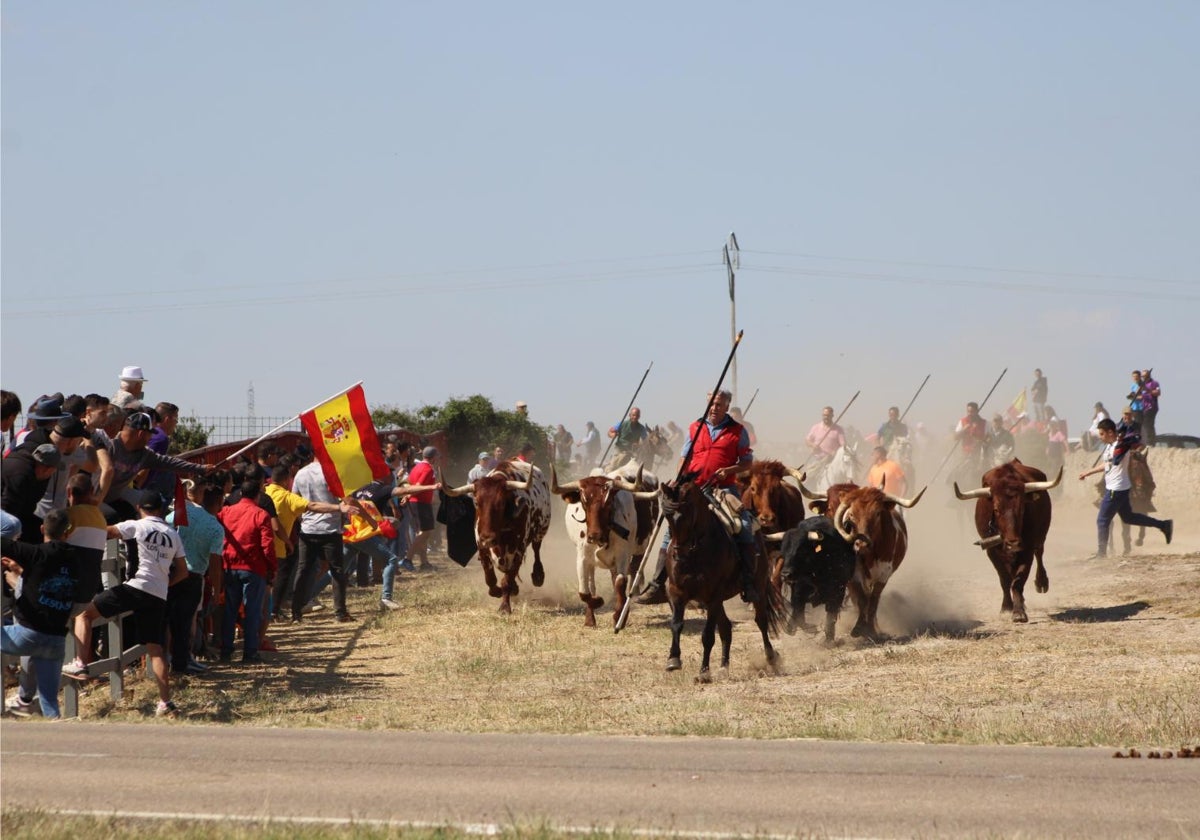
[68, 448, 1198, 748]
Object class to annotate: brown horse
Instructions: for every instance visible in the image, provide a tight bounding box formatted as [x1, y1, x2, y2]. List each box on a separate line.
[659, 473, 786, 682]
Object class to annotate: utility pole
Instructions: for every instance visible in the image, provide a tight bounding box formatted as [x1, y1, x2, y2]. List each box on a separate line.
[247, 381, 255, 420]
[723, 231, 740, 405]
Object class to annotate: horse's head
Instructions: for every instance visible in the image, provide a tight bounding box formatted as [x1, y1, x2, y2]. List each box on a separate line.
[887, 436, 912, 464]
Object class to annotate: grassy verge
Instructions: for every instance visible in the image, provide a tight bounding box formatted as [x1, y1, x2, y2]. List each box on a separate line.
[58, 549, 1200, 747]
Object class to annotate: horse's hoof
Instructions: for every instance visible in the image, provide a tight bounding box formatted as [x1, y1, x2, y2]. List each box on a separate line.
[531, 565, 545, 587]
[666, 657, 682, 672]
[498, 603, 512, 615]
[1012, 610, 1029, 624]
[1036, 580, 1049, 594]
[488, 586, 503, 598]
[695, 671, 712, 684]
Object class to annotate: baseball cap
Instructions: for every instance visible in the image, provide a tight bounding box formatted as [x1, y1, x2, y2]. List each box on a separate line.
[478, 451, 490, 460]
[137, 489, 165, 511]
[54, 417, 87, 439]
[422, 446, 438, 459]
[125, 412, 154, 431]
[31, 443, 62, 468]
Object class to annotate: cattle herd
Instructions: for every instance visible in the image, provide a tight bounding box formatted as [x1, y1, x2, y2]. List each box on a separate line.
[439, 454, 1064, 677]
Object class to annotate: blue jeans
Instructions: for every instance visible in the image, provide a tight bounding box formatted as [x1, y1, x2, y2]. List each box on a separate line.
[222, 569, 266, 658]
[1097, 488, 1165, 555]
[0, 509, 22, 539]
[2, 623, 66, 718]
[355, 535, 400, 600]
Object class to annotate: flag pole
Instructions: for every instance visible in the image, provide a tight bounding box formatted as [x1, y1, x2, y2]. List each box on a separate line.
[215, 380, 364, 466]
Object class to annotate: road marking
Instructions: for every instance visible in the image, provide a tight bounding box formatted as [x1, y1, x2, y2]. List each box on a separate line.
[44, 808, 888, 840]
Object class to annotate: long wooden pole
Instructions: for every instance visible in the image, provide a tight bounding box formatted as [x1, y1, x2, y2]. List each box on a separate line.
[597, 362, 653, 469]
[929, 368, 1008, 485]
[899, 375, 931, 423]
[615, 332, 745, 634]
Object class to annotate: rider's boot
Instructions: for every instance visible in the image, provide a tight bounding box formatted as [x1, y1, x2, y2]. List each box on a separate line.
[635, 568, 669, 605]
[737, 541, 760, 604]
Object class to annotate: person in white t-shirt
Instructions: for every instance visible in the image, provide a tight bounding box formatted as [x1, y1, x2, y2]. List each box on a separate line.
[61, 489, 188, 717]
[1077, 419, 1173, 559]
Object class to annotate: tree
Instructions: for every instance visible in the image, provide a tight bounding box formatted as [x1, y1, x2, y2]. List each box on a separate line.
[170, 415, 214, 455]
[372, 395, 550, 478]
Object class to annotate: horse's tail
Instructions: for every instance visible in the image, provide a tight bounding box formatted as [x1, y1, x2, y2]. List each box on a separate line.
[754, 533, 788, 638]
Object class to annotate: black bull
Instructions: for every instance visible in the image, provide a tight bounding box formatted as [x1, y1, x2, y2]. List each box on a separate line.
[772, 516, 858, 643]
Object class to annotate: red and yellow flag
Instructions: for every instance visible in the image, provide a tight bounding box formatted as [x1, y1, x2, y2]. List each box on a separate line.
[299, 384, 389, 497]
[1004, 389, 1028, 425]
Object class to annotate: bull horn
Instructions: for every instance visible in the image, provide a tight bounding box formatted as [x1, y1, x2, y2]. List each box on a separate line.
[807, 531, 824, 542]
[799, 482, 826, 501]
[953, 482, 991, 501]
[1024, 466, 1064, 493]
[634, 464, 645, 490]
[833, 501, 853, 541]
[506, 471, 533, 491]
[611, 474, 638, 491]
[787, 468, 807, 484]
[550, 464, 580, 495]
[762, 532, 786, 543]
[631, 490, 660, 501]
[884, 486, 927, 509]
[975, 534, 1003, 550]
[438, 469, 475, 497]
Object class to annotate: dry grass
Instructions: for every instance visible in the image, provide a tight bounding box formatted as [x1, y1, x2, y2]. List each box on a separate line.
[64, 508, 1200, 748]
[0, 808, 641, 840]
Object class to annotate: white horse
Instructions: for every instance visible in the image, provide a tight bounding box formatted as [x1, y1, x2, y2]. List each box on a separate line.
[807, 444, 860, 493]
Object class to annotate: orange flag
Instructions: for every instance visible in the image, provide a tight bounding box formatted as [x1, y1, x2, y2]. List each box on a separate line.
[299, 384, 389, 497]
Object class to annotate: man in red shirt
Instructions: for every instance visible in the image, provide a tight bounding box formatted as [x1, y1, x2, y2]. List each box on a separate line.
[407, 447, 439, 571]
[637, 389, 758, 605]
[218, 473, 275, 663]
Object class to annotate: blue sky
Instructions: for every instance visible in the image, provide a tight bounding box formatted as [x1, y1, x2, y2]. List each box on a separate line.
[3, 2, 1197, 449]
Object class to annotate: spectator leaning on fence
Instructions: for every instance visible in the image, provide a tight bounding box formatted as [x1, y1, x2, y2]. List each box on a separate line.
[63, 489, 188, 718]
[2, 509, 82, 720]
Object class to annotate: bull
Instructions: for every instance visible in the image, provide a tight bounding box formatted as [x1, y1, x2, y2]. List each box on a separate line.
[831, 485, 926, 641]
[442, 460, 551, 614]
[551, 464, 660, 627]
[954, 460, 1061, 623]
[764, 515, 858, 643]
[739, 461, 810, 617]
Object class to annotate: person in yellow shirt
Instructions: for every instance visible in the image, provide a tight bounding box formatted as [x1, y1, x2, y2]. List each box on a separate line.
[865, 446, 907, 497]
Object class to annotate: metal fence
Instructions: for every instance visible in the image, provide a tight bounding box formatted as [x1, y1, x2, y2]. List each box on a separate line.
[186, 416, 303, 445]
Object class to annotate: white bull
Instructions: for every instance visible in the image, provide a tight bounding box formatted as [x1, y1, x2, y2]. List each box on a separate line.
[552, 464, 660, 627]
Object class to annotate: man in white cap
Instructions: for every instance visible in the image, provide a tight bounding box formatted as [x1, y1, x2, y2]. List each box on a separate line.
[112, 366, 147, 409]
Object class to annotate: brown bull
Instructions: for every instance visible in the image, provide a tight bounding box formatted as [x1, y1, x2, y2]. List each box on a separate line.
[831, 485, 926, 640]
[955, 460, 1061, 623]
[740, 461, 808, 604]
[442, 460, 551, 614]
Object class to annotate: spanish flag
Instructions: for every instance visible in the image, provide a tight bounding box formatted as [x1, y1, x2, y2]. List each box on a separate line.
[1004, 389, 1028, 425]
[299, 383, 389, 497]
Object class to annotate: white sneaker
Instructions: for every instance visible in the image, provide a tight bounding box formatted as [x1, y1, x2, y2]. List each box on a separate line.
[156, 700, 179, 718]
[380, 599, 401, 611]
[5, 694, 34, 717]
[61, 658, 89, 681]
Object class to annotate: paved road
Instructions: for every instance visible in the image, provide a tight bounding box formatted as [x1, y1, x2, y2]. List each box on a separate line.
[1, 723, 1195, 838]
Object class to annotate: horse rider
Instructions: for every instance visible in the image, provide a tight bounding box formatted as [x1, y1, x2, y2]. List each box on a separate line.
[608, 406, 649, 468]
[805, 405, 846, 472]
[877, 406, 908, 449]
[635, 389, 759, 606]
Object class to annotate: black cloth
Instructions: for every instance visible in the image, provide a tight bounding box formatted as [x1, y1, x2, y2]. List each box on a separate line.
[436, 491, 476, 567]
[1, 538, 81, 636]
[167, 572, 203, 673]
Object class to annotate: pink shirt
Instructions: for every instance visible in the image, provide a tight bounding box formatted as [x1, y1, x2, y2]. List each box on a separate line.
[806, 422, 845, 456]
